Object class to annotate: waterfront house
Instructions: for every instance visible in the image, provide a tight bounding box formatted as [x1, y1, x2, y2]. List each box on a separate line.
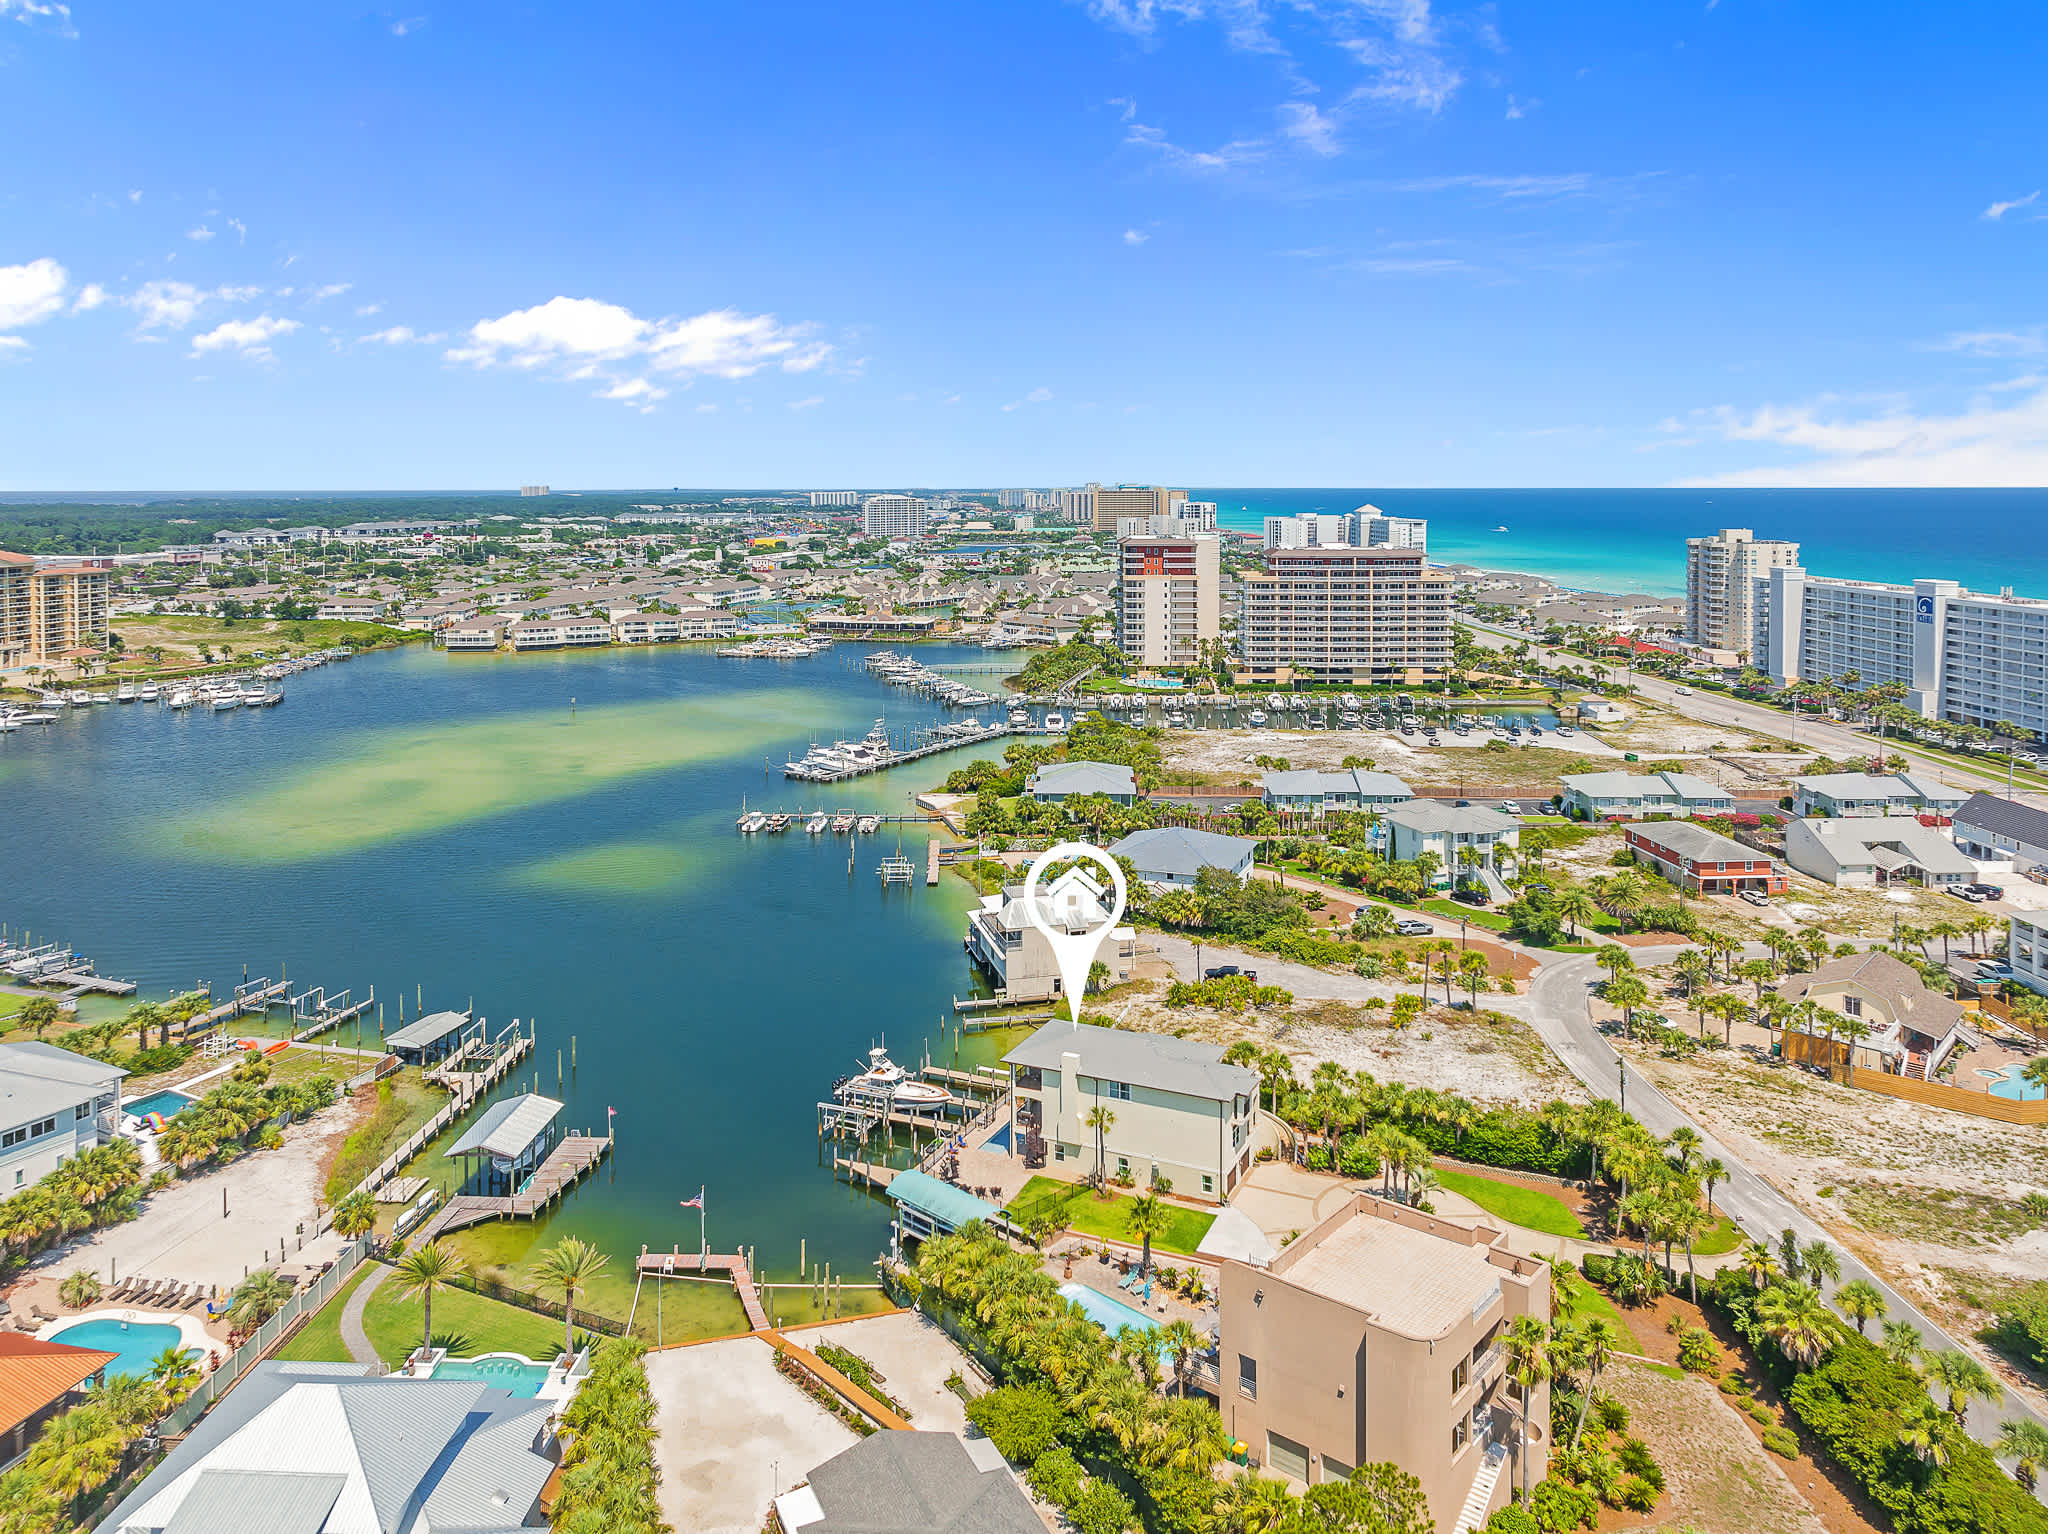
[1024, 760, 1137, 804]
[0, 1333, 117, 1470]
[1260, 768, 1414, 818]
[507, 618, 611, 651]
[1775, 951, 1975, 1081]
[609, 612, 683, 644]
[96, 1361, 560, 1534]
[1002, 1019, 1257, 1200]
[0, 1042, 123, 1201]
[964, 867, 1136, 1001]
[1382, 802, 1519, 885]
[672, 604, 739, 639]
[1783, 817, 1976, 889]
[1107, 826, 1258, 887]
[314, 597, 385, 623]
[1217, 1193, 1550, 1531]
[1623, 821, 1787, 895]
[440, 619, 504, 652]
[776, 1431, 1039, 1534]
[1791, 772, 1967, 819]
[1574, 698, 1626, 723]
[2007, 912, 2048, 997]
[1950, 791, 2048, 874]
[1559, 770, 1734, 822]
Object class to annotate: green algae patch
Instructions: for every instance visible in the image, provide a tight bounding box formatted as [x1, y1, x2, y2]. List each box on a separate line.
[510, 840, 694, 895]
[163, 693, 806, 861]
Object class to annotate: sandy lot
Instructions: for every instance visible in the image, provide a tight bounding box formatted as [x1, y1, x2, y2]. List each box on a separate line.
[646, 1335, 858, 1534]
[799, 1310, 975, 1436]
[1161, 725, 1621, 785]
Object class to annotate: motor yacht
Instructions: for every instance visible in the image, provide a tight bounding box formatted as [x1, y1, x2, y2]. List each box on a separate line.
[835, 1046, 951, 1109]
[806, 812, 830, 834]
[1042, 711, 1066, 732]
[1247, 709, 1268, 726]
[737, 811, 768, 833]
[166, 688, 194, 710]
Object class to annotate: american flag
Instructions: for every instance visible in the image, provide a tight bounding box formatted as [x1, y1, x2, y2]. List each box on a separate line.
[680, 1193, 704, 1209]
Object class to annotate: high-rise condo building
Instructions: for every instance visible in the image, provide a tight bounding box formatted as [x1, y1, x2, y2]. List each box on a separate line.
[0, 553, 111, 665]
[1685, 528, 1800, 653]
[0, 553, 30, 668]
[861, 495, 928, 539]
[1262, 508, 1427, 551]
[1092, 485, 1187, 533]
[1057, 486, 1097, 525]
[1179, 501, 1219, 532]
[1238, 546, 1451, 684]
[1116, 534, 1220, 667]
[1354, 507, 1427, 550]
[1263, 514, 1350, 550]
[807, 491, 861, 507]
[1760, 567, 2048, 738]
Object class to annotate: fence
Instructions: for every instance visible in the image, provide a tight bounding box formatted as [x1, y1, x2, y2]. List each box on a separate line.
[161, 1236, 371, 1435]
[453, 1272, 629, 1338]
[343, 1053, 403, 1092]
[1837, 1065, 2048, 1125]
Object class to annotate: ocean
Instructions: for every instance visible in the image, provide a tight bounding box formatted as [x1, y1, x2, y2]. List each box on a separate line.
[1194, 489, 2048, 600]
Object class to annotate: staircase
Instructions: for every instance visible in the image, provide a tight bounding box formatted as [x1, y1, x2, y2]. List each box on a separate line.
[1453, 1445, 1508, 1534]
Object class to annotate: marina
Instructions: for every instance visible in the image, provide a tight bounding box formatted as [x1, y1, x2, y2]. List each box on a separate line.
[780, 714, 1053, 782]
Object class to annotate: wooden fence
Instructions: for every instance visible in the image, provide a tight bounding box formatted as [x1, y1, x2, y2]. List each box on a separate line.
[1838, 1065, 2048, 1125]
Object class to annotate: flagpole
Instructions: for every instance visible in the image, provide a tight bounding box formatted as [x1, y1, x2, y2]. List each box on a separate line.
[699, 1185, 707, 1259]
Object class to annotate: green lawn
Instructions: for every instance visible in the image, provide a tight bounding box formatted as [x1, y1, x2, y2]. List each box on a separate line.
[1006, 1175, 1216, 1256]
[1693, 1213, 1743, 1257]
[273, 1261, 374, 1363]
[323, 1071, 449, 1203]
[274, 1260, 578, 1365]
[1566, 1274, 1634, 1336]
[1435, 1168, 1586, 1238]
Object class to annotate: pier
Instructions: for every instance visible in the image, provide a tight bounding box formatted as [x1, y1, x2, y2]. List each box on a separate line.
[289, 986, 375, 1043]
[47, 972, 137, 998]
[411, 1132, 612, 1243]
[176, 976, 291, 1038]
[635, 1248, 770, 1331]
[784, 720, 1036, 783]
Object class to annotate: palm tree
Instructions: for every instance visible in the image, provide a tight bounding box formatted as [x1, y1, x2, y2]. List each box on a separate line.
[1898, 1397, 1956, 1468]
[1158, 1316, 1204, 1398]
[1571, 1316, 1622, 1446]
[1882, 1319, 1927, 1370]
[1605, 975, 1650, 1037]
[26, 1402, 123, 1505]
[58, 1269, 102, 1310]
[529, 1234, 611, 1356]
[1995, 1418, 2048, 1492]
[225, 1268, 294, 1330]
[1738, 1240, 1778, 1292]
[1084, 1104, 1116, 1191]
[391, 1242, 468, 1358]
[1800, 1238, 1841, 1286]
[332, 1190, 377, 1241]
[149, 1344, 203, 1409]
[1504, 1313, 1551, 1500]
[1923, 1349, 2003, 1425]
[1209, 1469, 1293, 1534]
[1756, 1282, 1840, 1369]
[1555, 887, 1598, 939]
[1125, 1193, 1168, 1279]
[1700, 1157, 1728, 1216]
[1671, 1202, 1712, 1302]
[1834, 1278, 1887, 1335]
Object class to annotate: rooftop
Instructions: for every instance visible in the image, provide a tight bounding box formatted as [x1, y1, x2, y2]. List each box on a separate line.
[1628, 819, 1762, 863]
[0, 1041, 125, 1127]
[447, 1093, 562, 1161]
[1107, 826, 1257, 878]
[1276, 1204, 1506, 1340]
[1004, 1020, 1255, 1104]
[1384, 800, 1518, 834]
[782, 1431, 1041, 1534]
[1025, 760, 1137, 797]
[0, 1332, 119, 1436]
[1953, 791, 2048, 844]
[383, 1009, 472, 1051]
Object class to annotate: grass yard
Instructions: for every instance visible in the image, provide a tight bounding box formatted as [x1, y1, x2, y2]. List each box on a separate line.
[361, 1276, 576, 1365]
[1565, 1274, 1633, 1337]
[1694, 1213, 1743, 1256]
[1006, 1175, 1217, 1256]
[273, 1261, 375, 1363]
[1435, 1168, 1586, 1238]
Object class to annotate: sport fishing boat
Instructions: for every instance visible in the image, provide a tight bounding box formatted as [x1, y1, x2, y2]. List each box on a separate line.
[834, 1046, 951, 1109]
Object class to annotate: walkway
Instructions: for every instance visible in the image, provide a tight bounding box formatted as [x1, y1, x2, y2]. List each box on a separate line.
[339, 1259, 391, 1367]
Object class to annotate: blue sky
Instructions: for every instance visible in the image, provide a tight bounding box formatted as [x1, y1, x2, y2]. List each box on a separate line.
[1, 0, 2043, 490]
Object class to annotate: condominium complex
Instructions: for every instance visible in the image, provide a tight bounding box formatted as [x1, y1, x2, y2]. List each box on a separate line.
[1685, 528, 1799, 652]
[1218, 1193, 1550, 1525]
[1115, 533, 1220, 666]
[1263, 507, 1425, 552]
[1237, 547, 1451, 684]
[1759, 567, 2048, 737]
[1091, 484, 1187, 533]
[1056, 486, 1096, 524]
[861, 495, 928, 539]
[0, 552, 112, 667]
[807, 490, 861, 507]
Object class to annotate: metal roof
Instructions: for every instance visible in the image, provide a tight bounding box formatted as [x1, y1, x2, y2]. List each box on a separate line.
[1384, 800, 1519, 834]
[384, 1009, 472, 1050]
[447, 1093, 562, 1160]
[0, 1042, 125, 1129]
[1026, 760, 1136, 796]
[888, 1170, 1002, 1234]
[1261, 768, 1412, 799]
[1107, 826, 1257, 879]
[159, 1470, 343, 1534]
[1003, 1020, 1256, 1104]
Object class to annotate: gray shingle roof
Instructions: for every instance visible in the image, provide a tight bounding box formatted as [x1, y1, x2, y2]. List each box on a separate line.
[1628, 820, 1761, 864]
[1025, 761, 1136, 797]
[803, 1431, 1043, 1534]
[1953, 791, 2048, 847]
[1003, 1021, 1255, 1104]
[1107, 826, 1257, 879]
[1384, 801, 1518, 834]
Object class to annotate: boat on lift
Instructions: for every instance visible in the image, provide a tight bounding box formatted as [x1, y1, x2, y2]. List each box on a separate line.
[834, 1046, 951, 1108]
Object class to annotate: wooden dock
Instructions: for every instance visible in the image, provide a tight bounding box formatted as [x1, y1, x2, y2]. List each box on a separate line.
[635, 1249, 770, 1331]
[177, 976, 290, 1038]
[411, 1133, 611, 1243]
[919, 1065, 1009, 1096]
[47, 972, 137, 997]
[926, 840, 940, 885]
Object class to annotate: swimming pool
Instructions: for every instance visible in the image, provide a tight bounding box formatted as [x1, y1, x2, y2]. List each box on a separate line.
[1983, 1062, 2045, 1102]
[122, 1090, 195, 1122]
[48, 1318, 200, 1381]
[1058, 1282, 1173, 1359]
[426, 1354, 553, 1396]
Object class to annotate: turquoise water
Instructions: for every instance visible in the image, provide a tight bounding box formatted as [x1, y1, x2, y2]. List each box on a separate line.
[0, 644, 1019, 1280]
[1058, 1280, 1170, 1355]
[428, 1354, 551, 1396]
[1199, 489, 2048, 599]
[1984, 1063, 2045, 1102]
[48, 1318, 196, 1381]
[122, 1090, 195, 1121]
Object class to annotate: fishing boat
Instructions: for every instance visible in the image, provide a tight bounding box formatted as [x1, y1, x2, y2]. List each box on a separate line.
[766, 813, 792, 832]
[856, 814, 880, 834]
[834, 1046, 951, 1108]
[115, 684, 137, 703]
[737, 811, 767, 833]
[832, 811, 856, 833]
[210, 693, 241, 711]
[806, 812, 830, 834]
[1007, 706, 1029, 726]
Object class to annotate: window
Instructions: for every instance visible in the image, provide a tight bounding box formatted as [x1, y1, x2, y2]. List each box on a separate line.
[1201, 1173, 1214, 1194]
[1843, 995, 1862, 1017]
[1238, 1355, 1258, 1399]
[1116, 1157, 1130, 1177]
[1106, 1080, 1132, 1101]
[29, 1118, 54, 1138]
[0, 1128, 22, 1148]
[1451, 1358, 1469, 1393]
[1452, 1419, 1469, 1453]
[75, 1103, 92, 1121]
[10, 1171, 18, 1189]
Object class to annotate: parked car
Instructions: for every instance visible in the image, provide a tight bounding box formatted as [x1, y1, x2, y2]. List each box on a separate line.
[1948, 886, 1987, 903]
[1497, 800, 1520, 814]
[1393, 918, 1435, 936]
[1452, 882, 1492, 907]
[1673, 685, 1694, 695]
[1967, 881, 2006, 900]
[1204, 965, 1257, 982]
[1738, 888, 1770, 906]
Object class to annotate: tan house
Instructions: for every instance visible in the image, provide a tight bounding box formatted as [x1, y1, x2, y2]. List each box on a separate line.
[1775, 950, 1976, 1082]
[1002, 1019, 1257, 1202]
[1218, 1194, 1551, 1532]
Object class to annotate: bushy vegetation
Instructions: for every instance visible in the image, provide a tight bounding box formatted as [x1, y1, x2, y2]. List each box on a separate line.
[0, 1138, 145, 1261]
[1012, 639, 1124, 694]
[0, 1360, 204, 1530]
[154, 1054, 338, 1170]
[908, 1224, 1432, 1533]
[1162, 975, 1293, 1011]
[551, 1338, 667, 1534]
[1990, 1281, 2048, 1372]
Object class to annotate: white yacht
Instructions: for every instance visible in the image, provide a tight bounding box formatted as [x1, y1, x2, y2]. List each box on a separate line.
[137, 683, 160, 702]
[835, 1046, 950, 1109]
[166, 688, 194, 710]
[806, 812, 830, 834]
[1247, 709, 1268, 726]
[115, 683, 137, 703]
[1042, 711, 1066, 732]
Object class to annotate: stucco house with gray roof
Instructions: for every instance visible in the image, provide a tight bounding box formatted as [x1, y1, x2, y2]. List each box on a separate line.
[0, 1042, 123, 1203]
[774, 1431, 1039, 1534]
[1024, 760, 1137, 804]
[1559, 770, 1734, 821]
[1260, 768, 1413, 817]
[1107, 826, 1258, 887]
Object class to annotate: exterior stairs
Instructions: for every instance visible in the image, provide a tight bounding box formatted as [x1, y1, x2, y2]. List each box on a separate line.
[1453, 1444, 1509, 1533]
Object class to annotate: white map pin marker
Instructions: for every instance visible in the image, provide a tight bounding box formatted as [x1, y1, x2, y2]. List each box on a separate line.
[1022, 840, 1129, 1018]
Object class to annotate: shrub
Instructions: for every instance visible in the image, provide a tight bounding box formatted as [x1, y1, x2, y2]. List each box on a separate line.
[1026, 1445, 1083, 1506]
[1486, 1507, 1540, 1534]
[964, 1384, 1065, 1465]
[1748, 1402, 1775, 1425]
[1612, 1474, 1660, 1512]
[1677, 1326, 1721, 1374]
[1761, 1425, 1800, 1459]
[1991, 1281, 2048, 1370]
[1594, 1397, 1630, 1434]
[1529, 1477, 1599, 1532]
[1614, 1436, 1660, 1486]
[552, 1338, 663, 1534]
[1069, 1478, 1138, 1534]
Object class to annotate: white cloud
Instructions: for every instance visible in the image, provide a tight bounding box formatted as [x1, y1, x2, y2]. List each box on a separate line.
[1677, 384, 2048, 487]
[787, 395, 824, 410]
[356, 302, 383, 317]
[1277, 101, 1340, 156]
[0, 258, 69, 331]
[1123, 228, 1150, 245]
[1026, 386, 1053, 403]
[0, 0, 74, 36]
[1399, 172, 1601, 199]
[694, 403, 718, 413]
[0, 336, 29, 353]
[70, 282, 107, 313]
[1125, 119, 1267, 172]
[1929, 328, 2043, 358]
[186, 224, 216, 242]
[447, 295, 831, 407]
[189, 314, 299, 360]
[601, 378, 668, 412]
[311, 283, 352, 302]
[359, 325, 444, 345]
[391, 14, 427, 35]
[1085, 0, 1203, 39]
[227, 217, 247, 244]
[1983, 190, 2039, 222]
[1504, 94, 1528, 119]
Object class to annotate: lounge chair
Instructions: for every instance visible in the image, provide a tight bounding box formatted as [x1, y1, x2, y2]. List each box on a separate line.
[105, 1277, 133, 1301]
[29, 1305, 56, 1323]
[165, 1282, 192, 1308]
[150, 1282, 179, 1308]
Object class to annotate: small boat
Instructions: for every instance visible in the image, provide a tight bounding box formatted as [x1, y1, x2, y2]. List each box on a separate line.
[806, 812, 829, 834]
[86, 692, 113, 705]
[210, 694, 241, 711]
[857, 814, 881, 834]
[166, 689, 193, 710]
[1042, 711, 1066, 732]
[832, 812, 855, 834]
[836, 1046, 951, 1108]
[115, 684, 137, 703]
[766, 813, 792, 832]
[737, 811, 767, 833]
[1008, 706, 1029, 726]
[137, 683, 160, 702]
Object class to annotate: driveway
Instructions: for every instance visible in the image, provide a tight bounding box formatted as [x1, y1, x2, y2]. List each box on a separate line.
[645, 1335, 857, 1534]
